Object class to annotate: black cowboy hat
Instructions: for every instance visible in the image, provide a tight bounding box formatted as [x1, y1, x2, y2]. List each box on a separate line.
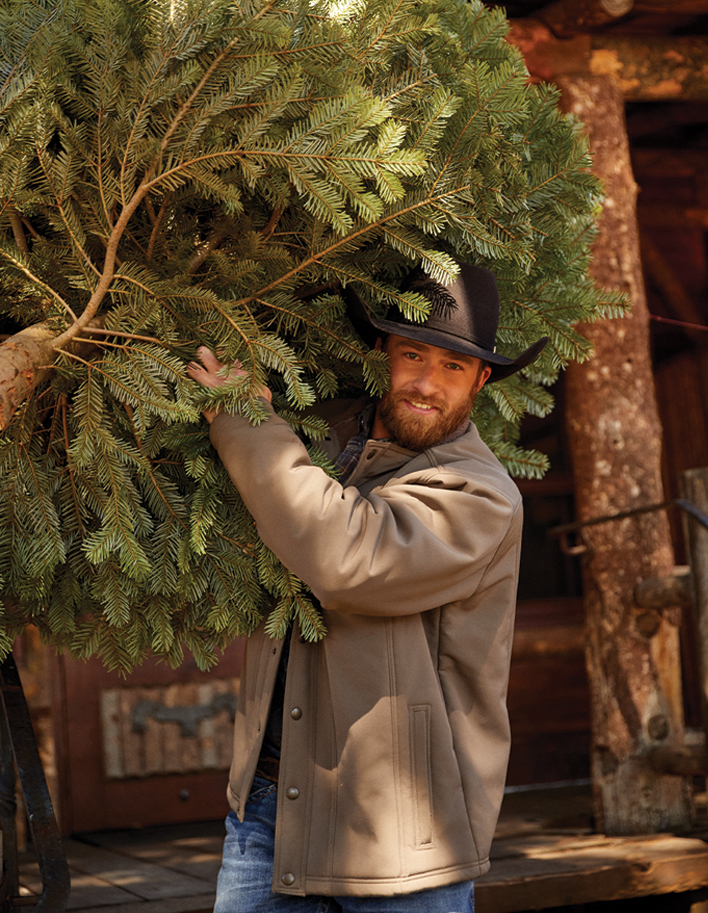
[349, 264, 548, 383]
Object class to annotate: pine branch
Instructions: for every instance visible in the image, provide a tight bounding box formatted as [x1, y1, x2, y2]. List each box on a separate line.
[0, 0, 620, 668]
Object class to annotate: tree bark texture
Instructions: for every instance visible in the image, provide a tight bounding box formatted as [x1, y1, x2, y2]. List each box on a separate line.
[559, 74, 693, 835]
[0, 323, 106, 431]
[0, 324, 56, 431]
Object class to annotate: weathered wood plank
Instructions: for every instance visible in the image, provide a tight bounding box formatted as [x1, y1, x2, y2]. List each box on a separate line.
[143, 685, 166, 777]
[67, 871, 141, 910]
[18, 803, 708, 913]
[508, 21, 708, 101]
[196, 682, 217, 769]
[67, 896, 214, 913]
[214, 678, 238, 769]
[100, 679, 238, 779]
[64, 840, 212, 901]
[87, 821, 224, 857]
[478, 835, 708, 912]
[100, 690, 123, 780]
[87, 833, 223, 884]
[120, 688, 144, 779]
[180, 682, 201, 773]
[19, 858, 140, 909]
[162, 684, 183, 774]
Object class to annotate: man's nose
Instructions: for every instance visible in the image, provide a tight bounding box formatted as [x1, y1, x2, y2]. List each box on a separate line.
[414, 365, 442, 395]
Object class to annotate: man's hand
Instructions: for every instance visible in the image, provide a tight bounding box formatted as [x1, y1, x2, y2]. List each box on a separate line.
[187, 346, 272, 423]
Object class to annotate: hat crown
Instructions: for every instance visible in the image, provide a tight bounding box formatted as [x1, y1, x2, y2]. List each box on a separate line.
[404, 265, 499, 351]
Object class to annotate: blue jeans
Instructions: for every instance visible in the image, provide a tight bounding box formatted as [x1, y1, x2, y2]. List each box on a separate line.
[213, 776, 474, 913]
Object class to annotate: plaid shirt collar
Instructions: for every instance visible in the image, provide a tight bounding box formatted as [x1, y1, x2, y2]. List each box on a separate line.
[335, 402, 470, 485]
[335, 403, 377, 485]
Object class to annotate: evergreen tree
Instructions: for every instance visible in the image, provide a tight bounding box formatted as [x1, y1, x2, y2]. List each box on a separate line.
[0, 0, 623, 670]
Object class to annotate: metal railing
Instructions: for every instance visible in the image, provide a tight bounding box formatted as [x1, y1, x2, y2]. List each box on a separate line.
[549, 497, 708, 556]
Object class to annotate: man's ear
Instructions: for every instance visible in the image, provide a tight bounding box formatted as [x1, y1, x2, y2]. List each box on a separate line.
[374, 336, 384, 351]
[476, 364, 492, 392]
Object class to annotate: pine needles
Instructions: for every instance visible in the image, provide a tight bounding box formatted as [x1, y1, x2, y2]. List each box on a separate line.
[0, 0, 624, 670]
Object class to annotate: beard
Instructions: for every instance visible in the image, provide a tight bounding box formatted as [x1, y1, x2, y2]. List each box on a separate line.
[376, 387, 477, 452]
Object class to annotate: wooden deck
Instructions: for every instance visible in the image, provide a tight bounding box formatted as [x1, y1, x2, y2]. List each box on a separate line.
[477, 784, 708, 912]
[16, 784, 708, 913]
[19, 820, 221, 913]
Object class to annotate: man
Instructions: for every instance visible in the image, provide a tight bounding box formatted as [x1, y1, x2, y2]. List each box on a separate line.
[187, 264, 546, 913]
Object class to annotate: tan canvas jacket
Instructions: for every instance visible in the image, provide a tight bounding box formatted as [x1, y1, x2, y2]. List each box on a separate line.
[209, 399, 522, 898]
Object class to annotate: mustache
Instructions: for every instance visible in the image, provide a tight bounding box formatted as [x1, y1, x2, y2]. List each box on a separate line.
[386, 389, 447, 411]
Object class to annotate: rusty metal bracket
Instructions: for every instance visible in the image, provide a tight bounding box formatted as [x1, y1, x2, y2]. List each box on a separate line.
[0, 654, 70, 912]
[548, 498, 708, 556]
[131, 691, 237, 738]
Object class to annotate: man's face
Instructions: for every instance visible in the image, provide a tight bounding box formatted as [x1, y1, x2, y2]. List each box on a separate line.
[372, 334, 491, 451]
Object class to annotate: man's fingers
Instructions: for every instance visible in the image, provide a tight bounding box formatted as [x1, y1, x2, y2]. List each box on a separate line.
[187, 347, 248, 390]
[186, 360, 216, 386]
[196, 346, 224, 373]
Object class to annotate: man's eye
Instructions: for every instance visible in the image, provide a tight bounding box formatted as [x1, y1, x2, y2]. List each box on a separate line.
[447, 363, 463, 370]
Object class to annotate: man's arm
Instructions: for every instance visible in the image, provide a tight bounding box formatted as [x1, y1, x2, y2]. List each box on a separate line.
[208, 405, 520, 618]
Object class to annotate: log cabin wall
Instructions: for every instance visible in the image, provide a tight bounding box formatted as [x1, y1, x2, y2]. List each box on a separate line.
[643, 142, 708, 732]
[510, 387, 590, 788]
[493, 0, 708, 792]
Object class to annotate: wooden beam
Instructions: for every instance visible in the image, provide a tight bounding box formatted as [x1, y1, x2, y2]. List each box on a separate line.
[536, 0, 634, 38]
[595, 35, 708, 101]
[508, 21, 708, 100]
[633, 0, 708, 13]
[637, 203, 708, 229]
[632, 148, 708, 179]
[531, 0, 708, 37]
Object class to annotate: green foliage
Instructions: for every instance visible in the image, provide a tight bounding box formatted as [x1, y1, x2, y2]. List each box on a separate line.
[0, 0, 624, 670]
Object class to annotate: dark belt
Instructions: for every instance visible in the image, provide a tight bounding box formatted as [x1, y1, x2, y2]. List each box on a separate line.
[255, 755, 280, 782]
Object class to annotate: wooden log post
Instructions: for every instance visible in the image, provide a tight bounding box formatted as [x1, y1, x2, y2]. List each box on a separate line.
[680, 469, 708, 745]
[559, 74, 694, 834]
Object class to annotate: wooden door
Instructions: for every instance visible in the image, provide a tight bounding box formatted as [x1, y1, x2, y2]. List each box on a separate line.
[52, 641, 244, 834]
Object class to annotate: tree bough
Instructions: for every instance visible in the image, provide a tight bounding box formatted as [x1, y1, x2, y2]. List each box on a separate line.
[0, 0, 624, 671]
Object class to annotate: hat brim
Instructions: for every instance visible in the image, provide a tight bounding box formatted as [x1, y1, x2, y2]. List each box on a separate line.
[365, 313, 548, 383]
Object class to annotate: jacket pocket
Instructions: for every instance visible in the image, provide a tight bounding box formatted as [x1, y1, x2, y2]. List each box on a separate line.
[409, 705, 434, 848]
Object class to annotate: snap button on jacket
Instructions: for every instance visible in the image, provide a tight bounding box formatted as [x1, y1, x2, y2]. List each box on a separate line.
[210, 402, 522, 897]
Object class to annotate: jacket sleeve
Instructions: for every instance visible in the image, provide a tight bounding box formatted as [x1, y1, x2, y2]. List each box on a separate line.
[209, 406, 520, 617]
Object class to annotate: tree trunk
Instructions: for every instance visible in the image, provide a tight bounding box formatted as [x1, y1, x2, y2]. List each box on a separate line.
[559, 74, 693, 834]
[0, 322, 106, 431]
[0, 324, 56, 430]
